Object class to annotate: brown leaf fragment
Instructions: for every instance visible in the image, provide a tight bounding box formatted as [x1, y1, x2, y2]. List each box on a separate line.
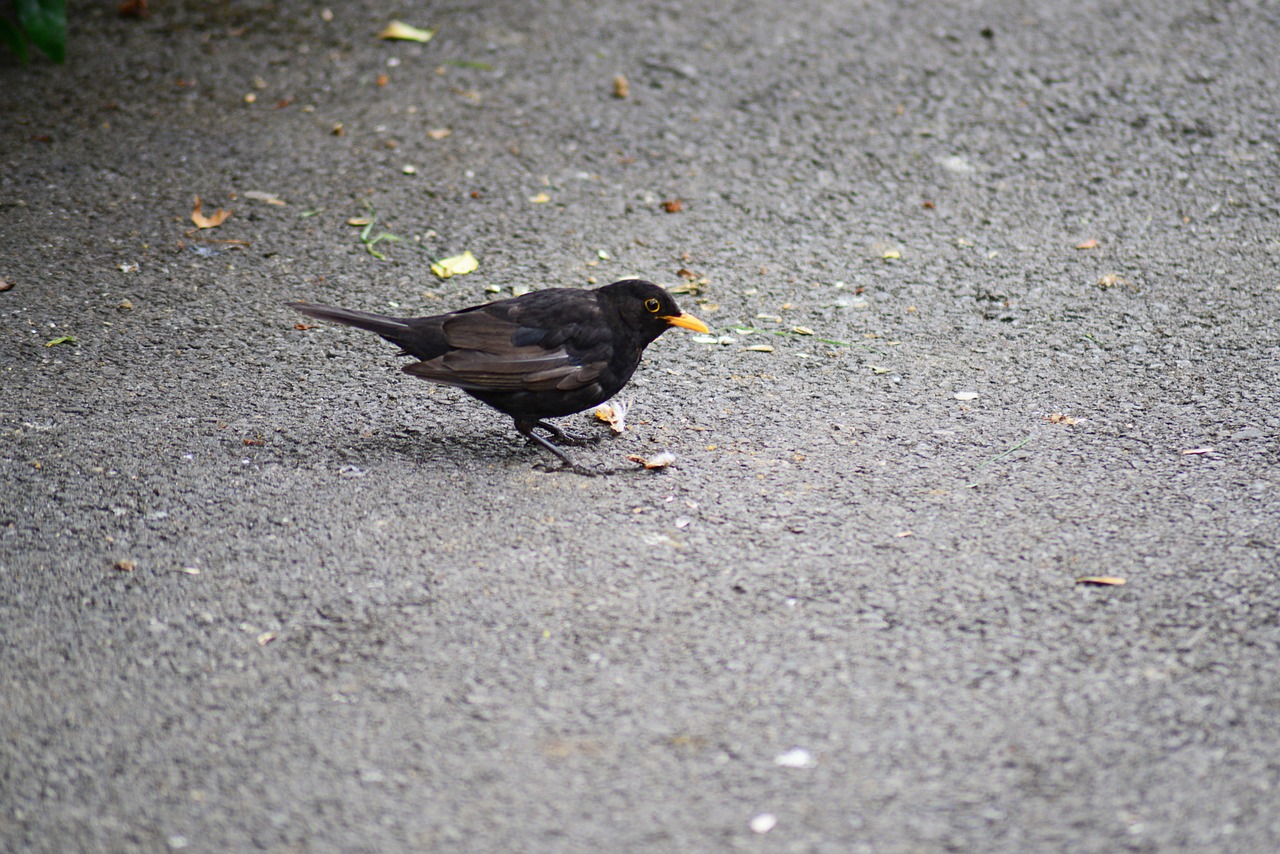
[294, 322, 316, 330]
[1075, 238, 1099, 250]
[376, 74, 390, 87]
[0, 277, 14, 292]
[113, 559, 136, 572]
[190, 196, 232, 229]
[1076, 576, 1126, 586]
[613, 75, 630, 99]
[1045, 413, 1078, 425]
[661, 199, 684, 213]
[427, 128, 452, 139]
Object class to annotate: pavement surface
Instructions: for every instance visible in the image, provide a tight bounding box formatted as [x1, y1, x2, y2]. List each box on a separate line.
[3, 0, 1279, 851]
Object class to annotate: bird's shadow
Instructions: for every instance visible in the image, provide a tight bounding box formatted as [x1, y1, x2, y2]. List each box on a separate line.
[348, 425, 630, 475]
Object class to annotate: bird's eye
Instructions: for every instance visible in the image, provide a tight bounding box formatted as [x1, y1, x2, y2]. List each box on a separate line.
[644, 298, 661, 313]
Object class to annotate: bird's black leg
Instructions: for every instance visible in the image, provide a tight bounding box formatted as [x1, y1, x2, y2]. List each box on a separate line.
[533, 419, 601, 445]
[515, 420, 598, 475]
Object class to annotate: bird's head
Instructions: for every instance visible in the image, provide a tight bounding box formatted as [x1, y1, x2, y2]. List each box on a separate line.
[601, 279, 710, 339]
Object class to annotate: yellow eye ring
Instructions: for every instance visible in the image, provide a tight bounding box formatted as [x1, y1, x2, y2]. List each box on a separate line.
[644, 298, 661, 313]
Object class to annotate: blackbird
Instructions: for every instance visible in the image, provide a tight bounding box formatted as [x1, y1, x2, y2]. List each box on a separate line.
[289, 279, 709, 471]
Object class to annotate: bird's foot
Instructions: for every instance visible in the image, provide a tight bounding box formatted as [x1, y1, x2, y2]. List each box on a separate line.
[533, 420, 602, 446]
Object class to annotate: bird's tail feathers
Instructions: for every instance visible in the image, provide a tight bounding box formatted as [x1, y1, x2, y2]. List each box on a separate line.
[288, 302, 412, 337]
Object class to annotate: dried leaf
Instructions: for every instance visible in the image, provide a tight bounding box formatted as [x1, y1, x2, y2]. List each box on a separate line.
[347, 217, 373, 227]
[1045, 413, 1078, 425]
[1075, 238, 1099, 250]
[1076, 576, 1126, 586]
[0, 277, 13, 292]
[1181, 447, 1214, 455]
[594, 400, 628, 433]
[1097, 273, 1130, 289]
[626, 451, 675, 469]
[242, 190, 286, 206]
[427, 128, 452, 140]
[112, 559, 136, 572]
[378, 21, 435, 42]
[743, 344, 774, 353]
[613, 75, 630, 98]
[661, 199, 684, 213]
[791, 326, 815, 335]
[191, 196, 233, 229]
[429, 250, 479, 279]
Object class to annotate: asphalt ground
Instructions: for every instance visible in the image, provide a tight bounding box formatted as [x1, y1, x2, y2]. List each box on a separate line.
[2, 1, 1279, 851]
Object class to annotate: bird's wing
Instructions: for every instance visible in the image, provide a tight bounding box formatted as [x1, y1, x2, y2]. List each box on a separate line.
[401, 306, 607, 392]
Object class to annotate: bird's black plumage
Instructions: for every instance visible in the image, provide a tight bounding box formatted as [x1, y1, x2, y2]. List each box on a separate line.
[289, 279, 708, 471]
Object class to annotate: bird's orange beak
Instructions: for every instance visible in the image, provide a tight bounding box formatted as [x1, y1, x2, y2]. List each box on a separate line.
[662, 312, 710, 333]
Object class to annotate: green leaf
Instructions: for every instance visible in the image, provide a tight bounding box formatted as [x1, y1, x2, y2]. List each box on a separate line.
[0, 17, 30, 64]
[16, 0, 66, 64]
[44, 335, 75, 347]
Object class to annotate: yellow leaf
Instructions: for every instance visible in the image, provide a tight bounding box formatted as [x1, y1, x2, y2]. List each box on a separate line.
[430, 250, 479, 279]
[882, 248, 901, 259]
[1075, 238, 1099, 250]
[191, 196, 232, 229]
[378, 21, 435, 42]
[744, 344, 774, 353]
[529, 192, 551, 204]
